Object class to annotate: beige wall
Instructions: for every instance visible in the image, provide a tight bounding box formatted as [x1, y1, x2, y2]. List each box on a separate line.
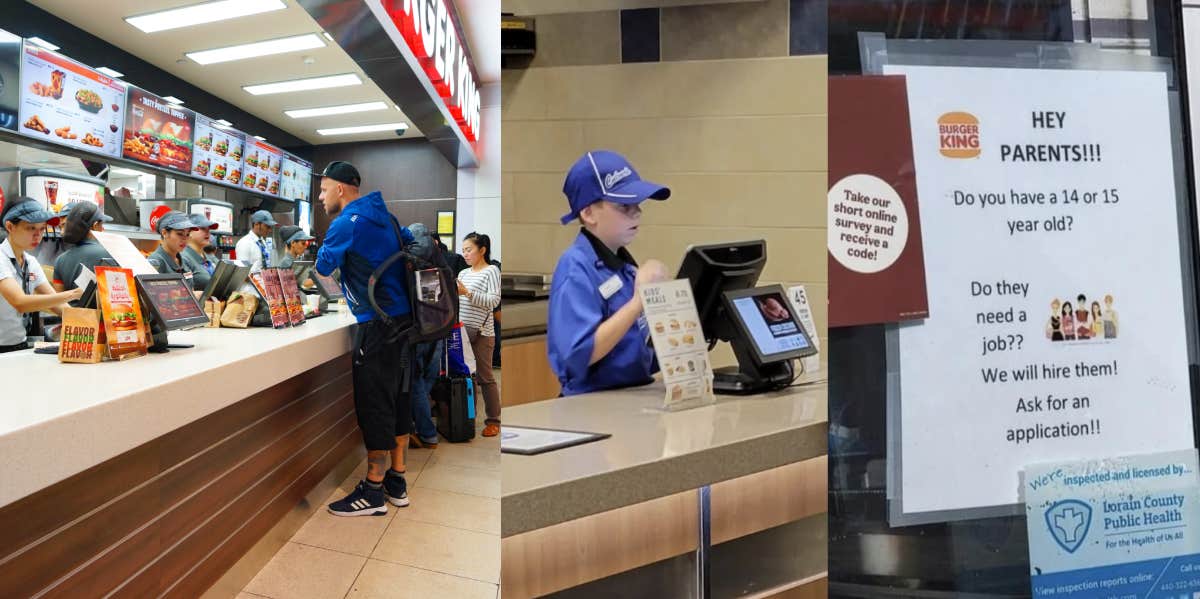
[502, 54, 828, 352]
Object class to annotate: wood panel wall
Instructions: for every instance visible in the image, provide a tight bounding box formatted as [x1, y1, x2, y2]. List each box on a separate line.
[0, 355, 358, 598]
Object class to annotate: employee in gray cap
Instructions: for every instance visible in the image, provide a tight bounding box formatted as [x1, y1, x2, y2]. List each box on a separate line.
[148, 211, 198, 288]
[277, 225, 314, 270]
[52, 201, 113, 291]
[235, 209, 277, 272]
[184, 213, 219, 289]
[0, 198, 81, 352]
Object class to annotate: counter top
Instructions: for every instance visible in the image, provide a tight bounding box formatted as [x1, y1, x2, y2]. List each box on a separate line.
[0, 308, 358, 508]
[501, 380, 827, 536]
[502, 300, 547, 339]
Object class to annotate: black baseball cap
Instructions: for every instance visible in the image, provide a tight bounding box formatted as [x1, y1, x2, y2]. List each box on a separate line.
[321, 161, 361, 187]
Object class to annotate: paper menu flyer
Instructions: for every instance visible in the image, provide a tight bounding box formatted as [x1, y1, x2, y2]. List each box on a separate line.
[192, 114, 245, 187]
[19, 44, 125, 158]
[278, 268, 306, 326]
[787, 285, 821, 377]
[242, 139, 281, 196]
[259, 269, 290, 328]
[640, 279, 714, 408]
[90, 230, 158, 276]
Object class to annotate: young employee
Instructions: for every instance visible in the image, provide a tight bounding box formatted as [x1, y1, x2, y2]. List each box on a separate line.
[148, 211, 197, 285]
[183, 213, 219, 290]
[276, 225, 314, 269]
[235, 210, 277, 272]
[52, 201, 113, 291]
[547, 150, 670, 396]
[315, 161, 416, 517]
[0, 198, 82, 352]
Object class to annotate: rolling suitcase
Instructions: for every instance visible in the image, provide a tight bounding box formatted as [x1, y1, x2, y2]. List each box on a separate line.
[434, 337, 476, 442]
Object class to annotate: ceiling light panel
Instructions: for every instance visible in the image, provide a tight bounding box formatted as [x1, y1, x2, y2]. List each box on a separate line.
[125, 0, 287, 34]
[243, 73, 362, 96]
[317, 123, 409, 136]
[285, 101, 387, 119]
[186, 34, 324, 66]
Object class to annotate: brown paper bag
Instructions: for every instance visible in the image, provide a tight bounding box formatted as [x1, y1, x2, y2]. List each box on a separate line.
[205, 298, 224, 328]
[220, 293, 257, 328]
[58, 307, 105, 363]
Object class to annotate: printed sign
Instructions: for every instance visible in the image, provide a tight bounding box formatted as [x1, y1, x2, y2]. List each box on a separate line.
[888, 65, 1194, 519]
[787, 285, 821, 378]
[1025, 450, 1200, 597]
[640, 279, 714, 410]
[828, 76, 929, 327]
[19, 43, 125, 157]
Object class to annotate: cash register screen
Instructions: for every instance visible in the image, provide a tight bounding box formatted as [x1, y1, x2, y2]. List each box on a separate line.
[728, 289, 813, 361]
[139, 276, 208, 330]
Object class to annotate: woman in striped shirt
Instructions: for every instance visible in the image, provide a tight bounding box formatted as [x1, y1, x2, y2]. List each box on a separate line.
[457, 232, 502, 437]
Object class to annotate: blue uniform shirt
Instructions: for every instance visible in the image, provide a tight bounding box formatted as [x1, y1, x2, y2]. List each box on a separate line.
[316, 190, 414, 323]
[547, 229, 657, 396]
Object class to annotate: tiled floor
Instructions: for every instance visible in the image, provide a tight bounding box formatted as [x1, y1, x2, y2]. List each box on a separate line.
[242, 419, 500, 599]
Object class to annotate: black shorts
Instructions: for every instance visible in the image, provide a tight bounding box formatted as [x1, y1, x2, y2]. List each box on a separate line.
[351, 319, 412, 450]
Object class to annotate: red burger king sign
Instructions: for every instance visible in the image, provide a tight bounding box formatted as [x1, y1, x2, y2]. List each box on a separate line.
[938, 112, 980, 158]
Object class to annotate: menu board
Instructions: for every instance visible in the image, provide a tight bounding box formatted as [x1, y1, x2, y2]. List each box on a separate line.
[18, 43, 126, 157]
[123, 87, 194, 171]
[242, 139, 281, 196]
[189, 203, 234, 233]
[23, 174, 104, 215]
[0, 31, 21, 131]
[192, 114, 245, 187]
[280, 154, 312, 202]
[251, 269, 289, 328]
[640, 279, 716, 410]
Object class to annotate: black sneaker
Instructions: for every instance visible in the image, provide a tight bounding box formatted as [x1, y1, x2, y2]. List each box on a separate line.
[383, 470, 410, 507]
[327, 481, 387, 517]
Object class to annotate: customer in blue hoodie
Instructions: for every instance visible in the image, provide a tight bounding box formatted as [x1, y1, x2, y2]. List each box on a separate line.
[316, 161, 417, 517]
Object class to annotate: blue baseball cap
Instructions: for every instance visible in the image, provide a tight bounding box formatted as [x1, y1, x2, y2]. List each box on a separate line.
[188, 213, 218, 230]
[157, 210, 196, 233]
[3, 198, 60, 226]
[251, 210, 278, 226]
[560, 150, 669, 225]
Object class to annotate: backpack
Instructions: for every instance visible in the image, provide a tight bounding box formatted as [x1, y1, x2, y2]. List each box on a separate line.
[367, 216, 458, 343]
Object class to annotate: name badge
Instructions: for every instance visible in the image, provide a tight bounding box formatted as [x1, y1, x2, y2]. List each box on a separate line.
[598, 275, 623, 300]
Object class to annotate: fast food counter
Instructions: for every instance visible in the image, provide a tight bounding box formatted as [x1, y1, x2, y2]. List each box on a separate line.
[0, 309, 363, 597]
[501, 379, 830, 598]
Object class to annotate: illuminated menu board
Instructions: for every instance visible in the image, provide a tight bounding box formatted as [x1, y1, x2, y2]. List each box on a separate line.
[192, 114, 246, 187]
[242, 139, 281, 196]
[0, 31, 21, 131]
[18, 43, 126, 157]
[280, 153, 312, 203]
[122, 87, 195, 172]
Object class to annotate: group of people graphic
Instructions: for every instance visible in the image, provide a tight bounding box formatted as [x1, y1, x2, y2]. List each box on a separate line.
[1045, 293, 1119, 341]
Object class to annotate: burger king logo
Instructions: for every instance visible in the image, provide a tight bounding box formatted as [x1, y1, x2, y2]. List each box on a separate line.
[938, 112, 980, 158]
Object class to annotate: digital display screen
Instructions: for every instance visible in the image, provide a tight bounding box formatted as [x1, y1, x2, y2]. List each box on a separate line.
[242, 139, 281, 196]
[139, 277, 207, 329]
[19, 43, 126, 157]
[191, 114, 246, 187]
[281, 154, 312, 202]
[731, 292, 811, 358]
[0, 31, 21, 131]
[122, 87, 195, 171]
[312, 271, 343, 300]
